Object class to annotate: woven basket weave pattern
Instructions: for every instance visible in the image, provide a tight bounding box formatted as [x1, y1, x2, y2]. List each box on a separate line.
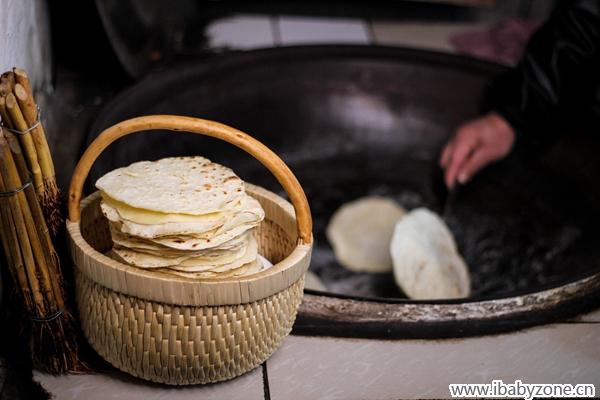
[77, 270, 304, 384]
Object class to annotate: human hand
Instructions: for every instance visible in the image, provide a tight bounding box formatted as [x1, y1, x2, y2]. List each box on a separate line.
[440, 112, 516, 189]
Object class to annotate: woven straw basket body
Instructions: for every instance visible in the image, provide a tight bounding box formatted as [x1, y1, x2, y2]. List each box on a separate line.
[66, 116, 313, 385]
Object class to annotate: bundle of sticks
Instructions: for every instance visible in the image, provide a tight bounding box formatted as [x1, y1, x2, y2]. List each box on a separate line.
[0, 69, 60, 236]
[0, 68, 83, 373]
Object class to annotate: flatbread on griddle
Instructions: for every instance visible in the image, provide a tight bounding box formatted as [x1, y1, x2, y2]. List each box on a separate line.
[390, 208, 470, 300]
[326, 196, 406, 273]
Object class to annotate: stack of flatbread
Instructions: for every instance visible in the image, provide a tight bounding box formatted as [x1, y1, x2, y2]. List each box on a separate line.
[96, 156, 267, 279]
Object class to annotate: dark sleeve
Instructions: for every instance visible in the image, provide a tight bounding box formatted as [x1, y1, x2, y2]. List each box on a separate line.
[486, 0, 600, 147]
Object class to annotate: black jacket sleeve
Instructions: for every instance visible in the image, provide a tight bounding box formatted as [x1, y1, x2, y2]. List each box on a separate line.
[486, 0, 600, 147]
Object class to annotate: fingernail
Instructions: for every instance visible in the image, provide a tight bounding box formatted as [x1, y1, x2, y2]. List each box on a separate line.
[458, 173, 468, 184]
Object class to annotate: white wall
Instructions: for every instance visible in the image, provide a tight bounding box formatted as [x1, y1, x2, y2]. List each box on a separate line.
[0, 0, 52, 301]
[0, 0, 52, 92]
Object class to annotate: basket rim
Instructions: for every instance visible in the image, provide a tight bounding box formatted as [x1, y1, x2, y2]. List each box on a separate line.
[66, 183, 312, 306]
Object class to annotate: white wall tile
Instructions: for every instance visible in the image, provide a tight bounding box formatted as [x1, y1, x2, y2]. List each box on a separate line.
[206, 15, 275, 50]
[371, 21, 491, 53]
[278, 16, 370, 45]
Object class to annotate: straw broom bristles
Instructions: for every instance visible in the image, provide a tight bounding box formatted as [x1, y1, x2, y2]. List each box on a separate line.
[0, 130, 84, 373]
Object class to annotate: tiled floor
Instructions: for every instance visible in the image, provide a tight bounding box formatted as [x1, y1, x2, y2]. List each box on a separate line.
[35, 316, 600, 400]
[267, 324, 600, 399]
[35, 364, 265, 400]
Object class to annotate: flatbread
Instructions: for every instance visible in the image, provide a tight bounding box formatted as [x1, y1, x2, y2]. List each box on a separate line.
[96, 157, 245, 215]
[110, 220, 258, 251]
[112, 238, 248, 268]
[326, 196, 406, 273]
[99, 156, 267, 280]
[102, 195, 264, 238]
[390, 208, 470, 300]
[120, 231, 250, 258]
[161, 259, 260, 279]
[112, 235, 258, 270]
[106, 252, 271, 280]
[148, 222, 258, 250]
[100, 192, 233, 224]
[172, 236, 258, 271]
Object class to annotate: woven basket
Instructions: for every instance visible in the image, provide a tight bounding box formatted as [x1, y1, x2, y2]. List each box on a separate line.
[66, 115, 313, 385]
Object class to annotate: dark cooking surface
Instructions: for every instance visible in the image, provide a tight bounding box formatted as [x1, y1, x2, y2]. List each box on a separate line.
[87, 46, 600, 302]
[267, 148, 598, 300]
[443, 152, 598, 300]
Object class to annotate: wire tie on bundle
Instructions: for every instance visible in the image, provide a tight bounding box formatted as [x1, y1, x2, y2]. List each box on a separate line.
[30, 308, 65, 323]
[2, 106, 42, 136]
[0, 179, 32, 197]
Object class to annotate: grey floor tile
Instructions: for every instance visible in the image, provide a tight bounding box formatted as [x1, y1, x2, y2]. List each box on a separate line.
[267, 325, 600, 400]
[34, 365, 265, 400]
[278, 16, 370, 45]
[371, 21, 490, 53]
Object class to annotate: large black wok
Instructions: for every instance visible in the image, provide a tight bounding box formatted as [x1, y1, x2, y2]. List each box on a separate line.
[87, 46, 600, 338]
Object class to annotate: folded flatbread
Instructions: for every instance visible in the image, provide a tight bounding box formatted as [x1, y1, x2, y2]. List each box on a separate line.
[390, 208, 470, 300]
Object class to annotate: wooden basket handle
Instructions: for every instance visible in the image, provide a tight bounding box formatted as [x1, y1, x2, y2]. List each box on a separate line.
[68, 115, 313, 244]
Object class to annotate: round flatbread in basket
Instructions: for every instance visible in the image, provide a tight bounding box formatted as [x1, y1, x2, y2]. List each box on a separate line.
[96, 156, 269, 279]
